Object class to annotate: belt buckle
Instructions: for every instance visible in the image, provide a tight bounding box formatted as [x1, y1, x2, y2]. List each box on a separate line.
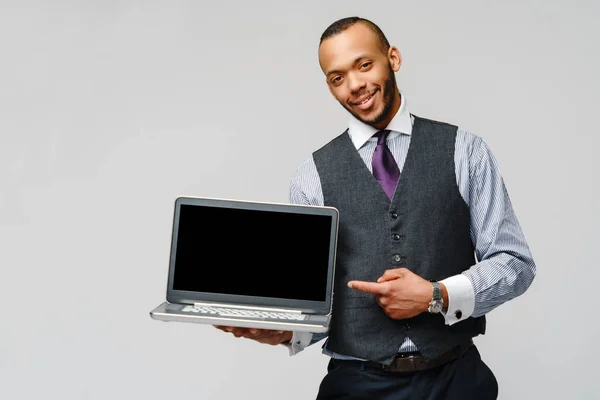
[390, 354, 416, 372]
[401, 355, 416, 371]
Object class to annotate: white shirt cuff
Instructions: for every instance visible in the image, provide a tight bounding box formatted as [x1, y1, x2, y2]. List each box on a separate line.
[440, 274, 475, 325]
[282, 331, 313, 356]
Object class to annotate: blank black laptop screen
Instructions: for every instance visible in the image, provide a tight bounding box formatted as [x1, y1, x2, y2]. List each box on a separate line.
[172, 204, 332, 302]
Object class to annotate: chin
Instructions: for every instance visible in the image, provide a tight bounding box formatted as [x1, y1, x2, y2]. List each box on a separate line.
[358, 108, 386, 125]
[342, 98, 387, 127]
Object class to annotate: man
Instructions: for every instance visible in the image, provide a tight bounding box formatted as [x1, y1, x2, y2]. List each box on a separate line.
[215, 16, 536, 399]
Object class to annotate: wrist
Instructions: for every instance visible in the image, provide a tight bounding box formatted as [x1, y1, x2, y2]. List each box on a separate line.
[281, 331, 293, 344]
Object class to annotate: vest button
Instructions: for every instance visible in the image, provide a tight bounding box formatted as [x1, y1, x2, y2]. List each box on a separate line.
[390, 212, 398, 219]
[392, 233, 400, 241]
[393, 254, 402, 263]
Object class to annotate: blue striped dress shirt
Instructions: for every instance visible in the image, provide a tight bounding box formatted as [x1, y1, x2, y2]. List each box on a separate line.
[286, 94, 537, 359]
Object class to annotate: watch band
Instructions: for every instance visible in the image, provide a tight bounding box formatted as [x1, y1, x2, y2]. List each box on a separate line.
[428, 282, 444, 313]
[432, 282, 442, 301]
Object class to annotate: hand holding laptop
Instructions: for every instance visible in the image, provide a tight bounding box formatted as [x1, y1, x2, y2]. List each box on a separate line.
[213, 325, 293, 345]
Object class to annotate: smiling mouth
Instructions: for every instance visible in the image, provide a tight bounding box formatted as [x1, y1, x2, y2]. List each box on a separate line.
[351, 90, 377, 106]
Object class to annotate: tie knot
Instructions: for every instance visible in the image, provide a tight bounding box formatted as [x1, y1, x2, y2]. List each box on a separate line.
[374, 130, 391, 145]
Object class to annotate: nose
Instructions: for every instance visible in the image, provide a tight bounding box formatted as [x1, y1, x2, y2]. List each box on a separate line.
[346, 72, 366, 94]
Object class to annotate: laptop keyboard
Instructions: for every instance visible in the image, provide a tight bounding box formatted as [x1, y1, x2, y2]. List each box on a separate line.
[181, 305, 306, 320]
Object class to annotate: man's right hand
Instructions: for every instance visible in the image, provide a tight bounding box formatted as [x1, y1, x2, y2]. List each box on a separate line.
[213, 325, 293, 346]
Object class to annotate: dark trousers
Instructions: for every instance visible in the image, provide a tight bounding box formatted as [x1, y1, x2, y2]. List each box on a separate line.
[315, 346, 498, 400]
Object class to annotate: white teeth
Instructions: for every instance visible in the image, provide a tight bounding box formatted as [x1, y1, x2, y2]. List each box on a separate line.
[357, 93, 374, 105]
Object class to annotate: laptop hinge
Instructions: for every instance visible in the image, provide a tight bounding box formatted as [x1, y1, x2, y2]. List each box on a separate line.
[192, 301, 303, 314]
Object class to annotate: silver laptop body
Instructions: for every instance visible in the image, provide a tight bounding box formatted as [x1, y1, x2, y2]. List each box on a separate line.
[150, 196, 339, 333]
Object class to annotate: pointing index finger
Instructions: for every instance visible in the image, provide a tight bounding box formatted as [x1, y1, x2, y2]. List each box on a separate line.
[347, 280, 386, 295]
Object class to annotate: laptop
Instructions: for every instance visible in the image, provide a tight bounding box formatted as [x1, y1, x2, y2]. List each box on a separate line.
[149, 195, 339, 333]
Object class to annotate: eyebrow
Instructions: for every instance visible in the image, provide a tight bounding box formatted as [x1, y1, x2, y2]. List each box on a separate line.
[326, 54, 372, 77]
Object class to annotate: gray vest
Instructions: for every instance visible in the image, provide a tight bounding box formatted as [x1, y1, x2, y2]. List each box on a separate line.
[312, 115, 485, 365]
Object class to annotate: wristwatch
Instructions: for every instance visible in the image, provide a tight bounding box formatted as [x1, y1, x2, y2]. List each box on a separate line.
[428, 282, 444, 314]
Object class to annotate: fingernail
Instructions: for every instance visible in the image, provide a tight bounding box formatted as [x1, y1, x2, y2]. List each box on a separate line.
[347, 282, 353, 288]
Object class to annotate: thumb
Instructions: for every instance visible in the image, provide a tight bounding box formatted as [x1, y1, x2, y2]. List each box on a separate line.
[377, 268, 404, 283]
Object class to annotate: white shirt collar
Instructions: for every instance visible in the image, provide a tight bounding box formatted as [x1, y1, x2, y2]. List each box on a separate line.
[347, 92, 412, 150]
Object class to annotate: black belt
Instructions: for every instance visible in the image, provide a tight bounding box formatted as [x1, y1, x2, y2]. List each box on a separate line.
[364, 340, 474, 373]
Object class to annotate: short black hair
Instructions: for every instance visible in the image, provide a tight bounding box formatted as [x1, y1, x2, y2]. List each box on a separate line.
[319, 17, 391, 54]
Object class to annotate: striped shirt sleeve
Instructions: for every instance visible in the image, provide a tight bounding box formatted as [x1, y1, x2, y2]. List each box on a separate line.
[462, 135, 537, 317]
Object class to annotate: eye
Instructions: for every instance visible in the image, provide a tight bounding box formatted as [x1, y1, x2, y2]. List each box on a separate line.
[360, 62, 372, 69]
[331, 76, 342, 84]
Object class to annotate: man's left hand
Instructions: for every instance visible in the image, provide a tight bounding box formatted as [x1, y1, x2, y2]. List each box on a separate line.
[347, 268, 445, 320]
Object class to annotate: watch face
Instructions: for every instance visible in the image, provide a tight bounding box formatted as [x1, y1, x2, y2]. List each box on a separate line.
[430, 301, 443, 313]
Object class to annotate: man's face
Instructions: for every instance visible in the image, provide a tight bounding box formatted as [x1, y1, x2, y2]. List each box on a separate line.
[318, 23, 401, 129]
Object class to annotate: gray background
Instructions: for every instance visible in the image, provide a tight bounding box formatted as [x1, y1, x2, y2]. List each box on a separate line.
[1, 1, 598, 399]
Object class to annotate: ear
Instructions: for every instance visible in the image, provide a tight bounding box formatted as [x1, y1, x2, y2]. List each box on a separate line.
[388, 46, 402, 73]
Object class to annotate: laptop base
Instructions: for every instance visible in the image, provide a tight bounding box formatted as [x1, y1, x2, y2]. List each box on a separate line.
[149, 302, 330, 333]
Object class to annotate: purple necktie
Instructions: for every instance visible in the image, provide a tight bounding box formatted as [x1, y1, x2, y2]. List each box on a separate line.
[372, 130, 400, 199]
